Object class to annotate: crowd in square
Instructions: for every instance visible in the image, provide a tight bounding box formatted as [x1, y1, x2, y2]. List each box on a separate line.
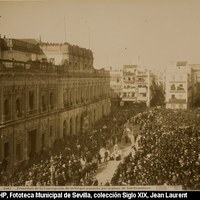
[111, 108, 200, 190]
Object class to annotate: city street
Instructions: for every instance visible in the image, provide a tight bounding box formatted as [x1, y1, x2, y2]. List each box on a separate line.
[94, 145, 131, 185]
[93, 125, 140, 185]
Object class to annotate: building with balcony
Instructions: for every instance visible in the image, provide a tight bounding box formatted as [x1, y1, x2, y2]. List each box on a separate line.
[165, 61, 192, 109]
[120, 65, 151, 106]
[0, 37, 110, 168]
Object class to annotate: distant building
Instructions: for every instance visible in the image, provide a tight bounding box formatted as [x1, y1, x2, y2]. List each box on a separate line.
[121, 65, 151, 106]
[0, 37, 110, 168]
[165, 61, 192, 109]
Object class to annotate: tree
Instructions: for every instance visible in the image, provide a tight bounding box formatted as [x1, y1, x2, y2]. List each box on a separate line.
[150, 77, 165, 106]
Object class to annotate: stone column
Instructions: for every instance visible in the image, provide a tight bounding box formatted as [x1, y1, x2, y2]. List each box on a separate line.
[36, 84, 40, 112]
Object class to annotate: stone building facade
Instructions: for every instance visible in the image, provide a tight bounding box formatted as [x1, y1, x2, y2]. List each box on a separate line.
[0, 38, 110, 167]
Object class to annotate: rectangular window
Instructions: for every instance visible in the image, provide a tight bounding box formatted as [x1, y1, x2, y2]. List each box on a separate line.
[171, 94, 175, 99]
[50, 92, 54, 109]
[4, 99, 10, 121]
[142, 93, 146, 97]
[171, 84, 175, 90]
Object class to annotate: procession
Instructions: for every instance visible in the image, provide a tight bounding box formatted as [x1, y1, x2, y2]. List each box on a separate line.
[0, 106, 144, 186]
[1, 0, 200, 192]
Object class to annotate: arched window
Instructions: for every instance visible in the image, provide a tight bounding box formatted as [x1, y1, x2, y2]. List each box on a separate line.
[4, 99, 10, 120]
[42, 95, 46, 111]
[70, 90, 73, 105]
[86, 88, 88, 101]
[63, 120, 67, 139]
[90, 86, 93, 99]
[75, 116, 79, 134]
[50, 92, 54, 109]
[102, 105, 104, 116]
[93, 86, 96, 98]
[70, 118, 73, 135]
[29, 91, 34, 111]
[80, 115, 84, 133]
[16, 98, 22, 118]
[16, 98, 21, 112]
[94, 109, 96, 122]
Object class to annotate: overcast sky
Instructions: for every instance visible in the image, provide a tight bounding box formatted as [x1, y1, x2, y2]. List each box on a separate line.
[1, 0, 200, 70]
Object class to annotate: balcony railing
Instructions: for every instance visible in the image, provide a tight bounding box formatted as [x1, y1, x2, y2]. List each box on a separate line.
[137, 96, 147, 101]
[136, 72, 148, 76]
[123, 72, 135, 76]
[0, 59, 110, 78]
[136, 79, 147, 83]
[123, 80, 135, 84]
[63, 95, 109, 110]
[122, 96, 136, 99]
[169, 80, 186, 83]
[170, 89, 186, 93]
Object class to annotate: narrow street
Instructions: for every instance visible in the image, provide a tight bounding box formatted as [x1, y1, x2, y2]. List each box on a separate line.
[95, 145, 131, 185]
[93, 125, 140, 185]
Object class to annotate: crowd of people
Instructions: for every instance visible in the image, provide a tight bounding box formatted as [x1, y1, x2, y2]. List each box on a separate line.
[3, 104, 199, 189]
[0, 105, 145, 186]
[111, 108, 200, 190]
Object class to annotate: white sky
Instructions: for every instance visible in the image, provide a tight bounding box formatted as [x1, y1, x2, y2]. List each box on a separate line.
[1, 0, 200, 70]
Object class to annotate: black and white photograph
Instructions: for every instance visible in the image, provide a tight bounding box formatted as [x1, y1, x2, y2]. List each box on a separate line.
[0, 0, 200, 191]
